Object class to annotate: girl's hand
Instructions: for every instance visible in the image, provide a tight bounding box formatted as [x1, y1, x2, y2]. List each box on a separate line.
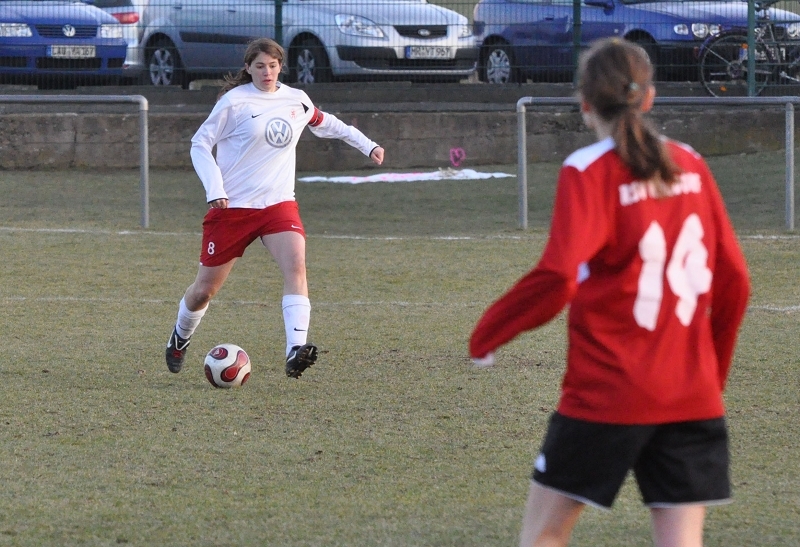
[208, 198, 229, 209]
[370, 147, 385, 165]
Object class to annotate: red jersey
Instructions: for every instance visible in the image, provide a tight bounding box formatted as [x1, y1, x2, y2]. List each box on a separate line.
[470, 137, 750, 424]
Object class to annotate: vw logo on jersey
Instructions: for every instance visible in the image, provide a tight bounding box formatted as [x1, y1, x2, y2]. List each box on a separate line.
[265, 118, 293, 148]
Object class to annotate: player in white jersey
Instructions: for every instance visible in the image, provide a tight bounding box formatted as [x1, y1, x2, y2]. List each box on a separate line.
[165, 38, 385, 379]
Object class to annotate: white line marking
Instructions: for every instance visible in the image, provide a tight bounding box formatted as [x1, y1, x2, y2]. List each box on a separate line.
[742, 234, 800, 240]
[0, 226, 524, 241]
[4, 226, 800, 242]
[1, 295, 797, 312]
[0, 226, 196, 237]
[0, 296, 481, 306]
[749, 305, 800, 312]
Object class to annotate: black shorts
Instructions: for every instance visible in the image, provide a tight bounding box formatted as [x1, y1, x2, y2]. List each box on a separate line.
[532, 412, 731, 509]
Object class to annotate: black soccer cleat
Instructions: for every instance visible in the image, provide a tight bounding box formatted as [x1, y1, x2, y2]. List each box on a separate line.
[165, 328, 191, 373]
[285, 344, 318, 379]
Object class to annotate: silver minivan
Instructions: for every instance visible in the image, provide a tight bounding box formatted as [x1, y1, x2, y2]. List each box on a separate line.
[137, 0, 477, 87]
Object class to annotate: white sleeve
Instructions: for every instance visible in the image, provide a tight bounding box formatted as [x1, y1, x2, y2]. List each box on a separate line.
[308, 110, 379, 157]
[190, 98, 236, 203]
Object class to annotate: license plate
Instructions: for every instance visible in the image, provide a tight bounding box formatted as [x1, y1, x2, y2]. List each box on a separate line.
[405, 46, 454, 59]
[48, 45, 96, 59]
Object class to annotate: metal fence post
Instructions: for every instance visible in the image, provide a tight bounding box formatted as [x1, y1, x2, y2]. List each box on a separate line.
[138, 96, 150, 229]
[275, 0, 283, 45]
[748, 0, 756, 96]
[786, 102, 795, 231]
[516, 97, 533, 230]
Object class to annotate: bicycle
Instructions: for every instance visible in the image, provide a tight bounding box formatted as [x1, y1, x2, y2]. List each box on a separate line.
[698, 0, 800, 97]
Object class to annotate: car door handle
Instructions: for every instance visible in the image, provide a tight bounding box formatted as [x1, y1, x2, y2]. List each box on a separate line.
[172, 4, 182, 10]
[544, 16, 555, 20]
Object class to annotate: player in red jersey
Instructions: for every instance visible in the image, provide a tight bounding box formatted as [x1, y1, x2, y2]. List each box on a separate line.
[469, 38, 750, 547]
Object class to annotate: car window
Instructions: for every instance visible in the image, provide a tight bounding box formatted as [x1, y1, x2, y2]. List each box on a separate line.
[85, 0, 133, 7]
[622, 0, 739, 3]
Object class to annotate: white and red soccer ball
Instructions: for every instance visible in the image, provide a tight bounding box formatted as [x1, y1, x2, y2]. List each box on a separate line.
[204, 344, 251, 388]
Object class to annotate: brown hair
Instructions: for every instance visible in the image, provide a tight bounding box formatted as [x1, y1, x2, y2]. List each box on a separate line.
[218, 38, 286, 99]
[577, 38, 680, 190]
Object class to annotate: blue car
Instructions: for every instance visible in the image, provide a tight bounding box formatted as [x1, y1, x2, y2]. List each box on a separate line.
[474, 0, 800, 83]
[0, 0, 127, 88]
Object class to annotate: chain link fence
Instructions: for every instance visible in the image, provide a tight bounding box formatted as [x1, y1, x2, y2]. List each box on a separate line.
[1, 1, 800, 93]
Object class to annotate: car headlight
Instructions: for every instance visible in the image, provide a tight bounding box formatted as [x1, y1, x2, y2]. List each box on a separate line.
[335, 14, 386, 39]
[456, 24, 471, 38]
[99, 24, 123, 39]
[787, 22, 800, 39]
[674, 23, 720, 39]
[691, 23, 711, 38]
[0, 23, 32, 38]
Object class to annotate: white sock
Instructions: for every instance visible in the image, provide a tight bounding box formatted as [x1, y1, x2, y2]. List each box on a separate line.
[282, 294, 311, 356]
[175, 298, 207, 339]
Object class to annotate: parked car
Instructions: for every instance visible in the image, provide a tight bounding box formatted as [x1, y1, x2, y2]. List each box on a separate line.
[473, 0, 800, 83]
[0, 0, 127, 88]
[139, 0, 478, 87]
[89, 0, 148, 82]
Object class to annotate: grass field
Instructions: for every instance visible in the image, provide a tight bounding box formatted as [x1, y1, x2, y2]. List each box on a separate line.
[0, 154, 798, 546]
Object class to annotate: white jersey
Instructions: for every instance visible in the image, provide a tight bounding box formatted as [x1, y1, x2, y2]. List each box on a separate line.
[191, 82, 379, 208]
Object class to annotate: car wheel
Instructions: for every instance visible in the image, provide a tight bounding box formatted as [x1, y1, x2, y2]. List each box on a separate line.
[480, 43, 516, 84]
[146, 39, 185, 87]
[289, 38, 332, 84]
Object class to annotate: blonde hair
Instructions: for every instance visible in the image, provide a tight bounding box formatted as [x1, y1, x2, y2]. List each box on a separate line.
[218, 38, 286, 99]
[577, 38, 680, 191]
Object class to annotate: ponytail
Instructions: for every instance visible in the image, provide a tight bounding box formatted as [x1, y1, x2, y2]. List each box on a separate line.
[218, 67, 252, 100]
[612, 109, 679, 191]
[578, 38, 680, 192]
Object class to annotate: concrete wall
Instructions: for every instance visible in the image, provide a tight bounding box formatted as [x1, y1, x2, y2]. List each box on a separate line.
[0, 84, 792, 170]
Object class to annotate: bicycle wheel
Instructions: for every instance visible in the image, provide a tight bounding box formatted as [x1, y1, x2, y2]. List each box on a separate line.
[699, 34, 773, 97]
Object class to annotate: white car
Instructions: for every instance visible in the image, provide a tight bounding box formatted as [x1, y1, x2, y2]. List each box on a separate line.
[139, 0, 477, 86]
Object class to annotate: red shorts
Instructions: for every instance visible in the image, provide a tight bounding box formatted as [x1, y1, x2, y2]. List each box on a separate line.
[200, 201, 305, 267]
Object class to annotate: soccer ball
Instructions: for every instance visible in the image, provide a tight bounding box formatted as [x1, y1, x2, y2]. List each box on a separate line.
[203, 344, 251, 388]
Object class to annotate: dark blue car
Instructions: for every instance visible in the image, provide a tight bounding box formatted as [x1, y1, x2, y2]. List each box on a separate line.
[474, 0, 800, 83]
[0, 0, 128, 87]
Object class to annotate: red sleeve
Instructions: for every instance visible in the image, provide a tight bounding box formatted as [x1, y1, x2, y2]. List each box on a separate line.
[469, 269, 575, 358]
[704, 165, 751, 388]
[469, 163, 613, 358]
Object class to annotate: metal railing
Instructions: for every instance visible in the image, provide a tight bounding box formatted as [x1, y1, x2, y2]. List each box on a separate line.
[0, 94, 150, 228]
[516, 95, 798, 231]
